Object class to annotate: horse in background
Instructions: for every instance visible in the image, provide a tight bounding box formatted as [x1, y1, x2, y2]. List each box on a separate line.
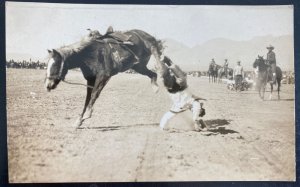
[45, 29, 164, 127]
[208, 63, 220, 83]
[217, 66, 233, 83]
[253, 55, 282, 100]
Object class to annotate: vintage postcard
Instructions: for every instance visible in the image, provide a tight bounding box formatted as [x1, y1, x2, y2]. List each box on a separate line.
[6, 2, 295, 182]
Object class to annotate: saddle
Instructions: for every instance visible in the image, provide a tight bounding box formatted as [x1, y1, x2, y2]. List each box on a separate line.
[104, 26, 132, 43]
[87, 28, 133, 45]
[87, 29, 138, 66]
[108, 32, 132, 43]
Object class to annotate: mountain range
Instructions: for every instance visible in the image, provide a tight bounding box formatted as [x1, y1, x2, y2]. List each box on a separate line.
[162, 35, 294, 71]
[6, 35, 294, 71]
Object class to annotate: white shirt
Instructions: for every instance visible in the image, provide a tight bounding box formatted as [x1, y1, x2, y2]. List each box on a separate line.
[169, 89, 195, 112]
[234, 65, 243, 76]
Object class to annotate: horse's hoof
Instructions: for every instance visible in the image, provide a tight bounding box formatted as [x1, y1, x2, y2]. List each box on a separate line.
[83, 108, 93, 120]
[151, 78, 159, 93]
[194, 123, 201, 132]
[74, 117, 83, 128]
[151, 84, 159, 93]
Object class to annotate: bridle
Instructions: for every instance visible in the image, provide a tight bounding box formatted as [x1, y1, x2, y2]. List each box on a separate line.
[45, 59, 94, 89]
[46, 59, 65, 81]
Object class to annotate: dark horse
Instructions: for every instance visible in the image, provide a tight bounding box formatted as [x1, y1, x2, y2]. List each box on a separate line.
[253, 55, 282, 100]
[45, 29, 164, 127]
[208, 63, 220, 83]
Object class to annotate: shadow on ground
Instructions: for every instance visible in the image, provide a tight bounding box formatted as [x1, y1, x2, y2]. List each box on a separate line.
[204, 119, 238, 135]
[204, 119, 232, 128]
[77, 123, 159, 132]
[208, 127, 238, 135]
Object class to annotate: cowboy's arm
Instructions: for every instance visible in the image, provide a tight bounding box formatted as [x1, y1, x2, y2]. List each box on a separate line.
[168, 64, 187, 86]
[169, 64, 187, 78]
[169, 64, 187, 86]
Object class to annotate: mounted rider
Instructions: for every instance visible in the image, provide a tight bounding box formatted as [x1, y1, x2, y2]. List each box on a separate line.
[210, 58, 216, 65]
[223, 59, 229, 78]
[266, 45, 276, 83]
[209, 58, 216, 71]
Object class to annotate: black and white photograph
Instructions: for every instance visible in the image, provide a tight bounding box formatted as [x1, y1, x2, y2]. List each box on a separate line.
[6, 2, 295, 182]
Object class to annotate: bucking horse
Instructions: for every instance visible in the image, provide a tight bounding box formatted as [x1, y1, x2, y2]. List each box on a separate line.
[45, 29, 164, 127]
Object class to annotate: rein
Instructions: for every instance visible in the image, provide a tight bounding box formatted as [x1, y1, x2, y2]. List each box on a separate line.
[62, 79, 94, 89]
[46, 75, 94, 89]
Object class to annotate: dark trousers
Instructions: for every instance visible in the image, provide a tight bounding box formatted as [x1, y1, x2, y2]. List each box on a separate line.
[235, 75, 243, 91]
[267, 63, 276, 82]
[270, 63, 276, 73]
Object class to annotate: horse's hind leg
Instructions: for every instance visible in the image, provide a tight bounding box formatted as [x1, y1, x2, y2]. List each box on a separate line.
[262, 84, 266, 100]
[131, 58, 159, 93]
[269, 83, 273, 100]
[277, 80, 281, 100]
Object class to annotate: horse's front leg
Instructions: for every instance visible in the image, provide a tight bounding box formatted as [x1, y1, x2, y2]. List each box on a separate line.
[269, 83, 273, 100]
[74, 79, 95, 127]
[262, 83, 266, 100]
[82, 74, 111, 121]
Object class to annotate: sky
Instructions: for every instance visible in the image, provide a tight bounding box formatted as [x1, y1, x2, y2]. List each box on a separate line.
[6, 2, 293, 59]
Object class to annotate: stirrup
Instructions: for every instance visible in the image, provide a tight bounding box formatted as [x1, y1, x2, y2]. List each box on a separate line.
[123, 41, 134, 45]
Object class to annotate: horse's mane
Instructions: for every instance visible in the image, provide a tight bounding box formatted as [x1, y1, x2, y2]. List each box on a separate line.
[56, 37, 98, 60]
[254, 57, 268, 72]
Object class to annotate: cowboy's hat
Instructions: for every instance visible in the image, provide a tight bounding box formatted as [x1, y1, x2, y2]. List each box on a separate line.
[266, 45, 274, 50]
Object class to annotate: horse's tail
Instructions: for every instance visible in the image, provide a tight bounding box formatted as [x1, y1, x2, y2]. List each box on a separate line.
[276, 66, 282, 91]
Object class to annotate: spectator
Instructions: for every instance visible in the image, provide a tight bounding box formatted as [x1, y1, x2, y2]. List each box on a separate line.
[233, 61, 244, 91]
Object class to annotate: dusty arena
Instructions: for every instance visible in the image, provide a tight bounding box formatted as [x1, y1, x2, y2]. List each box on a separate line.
[7, 68, 295, 182]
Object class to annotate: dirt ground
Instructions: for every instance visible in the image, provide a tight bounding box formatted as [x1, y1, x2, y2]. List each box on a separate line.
[7, 69, 295, 182]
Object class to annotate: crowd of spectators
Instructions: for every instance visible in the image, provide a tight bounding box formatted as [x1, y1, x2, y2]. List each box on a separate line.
[6, 59, 47, 69]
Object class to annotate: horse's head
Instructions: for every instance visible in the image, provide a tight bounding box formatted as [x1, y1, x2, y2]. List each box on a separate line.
[45, 49, 67, 91]
[253, 55, 265, 69]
